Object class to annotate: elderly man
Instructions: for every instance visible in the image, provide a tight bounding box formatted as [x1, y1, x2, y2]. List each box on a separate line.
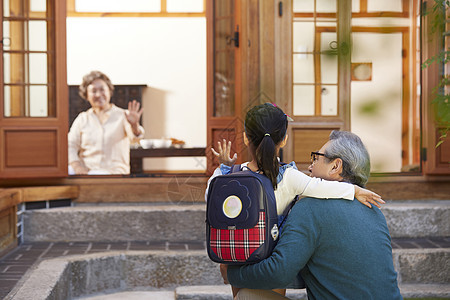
[221, 131, 402, 299]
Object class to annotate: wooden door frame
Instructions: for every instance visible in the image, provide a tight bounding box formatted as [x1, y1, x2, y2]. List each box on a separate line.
[0, 0, 68, 178]
[206, 0, 244, 174]
[421, 0, 450, 174]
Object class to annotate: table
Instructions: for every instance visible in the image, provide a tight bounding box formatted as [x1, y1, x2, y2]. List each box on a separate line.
[130, 147, 206, 174]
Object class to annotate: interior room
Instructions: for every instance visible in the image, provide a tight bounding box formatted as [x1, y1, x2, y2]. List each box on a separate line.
[0, 1, 449, 299]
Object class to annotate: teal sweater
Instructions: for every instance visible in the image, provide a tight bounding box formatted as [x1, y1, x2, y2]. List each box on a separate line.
[228, 197, 402, 299]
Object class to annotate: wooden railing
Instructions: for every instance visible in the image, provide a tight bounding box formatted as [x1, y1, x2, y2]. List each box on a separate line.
[0, 186, 79, 256]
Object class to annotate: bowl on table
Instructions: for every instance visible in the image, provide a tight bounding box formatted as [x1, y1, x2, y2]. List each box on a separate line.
[152, 139, 172, 148]
[139, 139, 153, 149]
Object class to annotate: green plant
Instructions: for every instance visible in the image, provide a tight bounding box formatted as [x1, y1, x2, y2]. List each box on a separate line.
[421, 0, 450, 147]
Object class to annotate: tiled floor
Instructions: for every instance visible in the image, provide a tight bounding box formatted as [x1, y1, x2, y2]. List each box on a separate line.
[1, 237, 449, 299]
[0, 241, 205, 299]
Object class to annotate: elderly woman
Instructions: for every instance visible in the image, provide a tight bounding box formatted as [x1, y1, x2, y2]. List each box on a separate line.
[68, 71, 144, 175]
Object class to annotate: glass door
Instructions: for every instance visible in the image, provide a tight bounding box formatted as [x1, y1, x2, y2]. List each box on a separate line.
[3, 0, 55, 117]
[0, 0, 67, 178]
[206, 0, 243, 173]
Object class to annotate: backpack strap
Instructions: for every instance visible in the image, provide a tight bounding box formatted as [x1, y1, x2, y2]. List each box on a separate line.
[278, 195, 299, 229]
[230, 164, 242, 173]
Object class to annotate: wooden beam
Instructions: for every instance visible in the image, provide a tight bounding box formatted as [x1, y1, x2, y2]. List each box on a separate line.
[314, 30, 322, 116]
[360, 0, 368, 13]
[67, 0, 75, 13]
[0, 189, 21, 212]
[66, 12, 205, 17]
[9, 0, 26, 116]
[402, 30, 410, 166]
[21, 186, 79, 202]
[337, 0, 352, 129]
[161, 0, 167, 13]
[0, 206, 17, 257]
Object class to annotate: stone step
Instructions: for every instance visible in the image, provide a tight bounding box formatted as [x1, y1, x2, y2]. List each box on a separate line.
[382, 200, 450, 238]
[23, 204, 206, 243]
[6, 249, 450, 299]
[174, 284, 450, 300]
[23, 201, 450, 242]
[68, 283, 450, 300]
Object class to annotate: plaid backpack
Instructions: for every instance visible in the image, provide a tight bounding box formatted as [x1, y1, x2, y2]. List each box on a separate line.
[206, 164, 282, 265]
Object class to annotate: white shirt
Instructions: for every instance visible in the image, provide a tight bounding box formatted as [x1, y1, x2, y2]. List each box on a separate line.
[206, 162, 355, 215]
[68, 104, 144, 174]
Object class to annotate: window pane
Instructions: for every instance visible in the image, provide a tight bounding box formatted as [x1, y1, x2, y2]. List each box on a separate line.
[367, 0, 402, 12]
[2, 21, 10, 50]
[167, 0, 203, 12]
[30, 0, 46, 12]
[29, 86, 48, 117]
[320, 32, 338, 84]
[3, 0, 9, 17]
[29, 53, 47, 84]
[321, 54, 337, 84]
[215, 75, 234, 117]
[317, 0, 336, 12]
[4, 85, 26, 117]
[293, 22, 314, 53]
[7, 21, 27, 51]
[293, 54, 314, 83]
[320, 31, 337, 52]
[214, 51, 235, 117]
[321, 85, 337, 115]
[215, 51, 234, 80]
[352, 0, 360, 12]
[351, 32, 403, 172]
[293, 0, 314, 13]
[213, 0, 235, 117]
[4, 53, 27, 84]
[293, 85, 315, 116]
[3, 53, 10, 83]
[29, 21, 47, 51]
[75, 0, 161, 12]
[4, 85, 11, 117]
[5, 0, 25, 17]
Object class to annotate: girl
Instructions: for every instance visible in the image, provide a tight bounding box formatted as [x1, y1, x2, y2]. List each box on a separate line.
[207, 103, 384, 297]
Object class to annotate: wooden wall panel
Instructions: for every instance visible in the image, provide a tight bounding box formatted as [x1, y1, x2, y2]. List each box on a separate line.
[5, 130, 57, 167]
[293, 128, 339, 166]
[436, 131, 450, 167]
[0, 207, 17, 256]
[421, 1, 450, 175]
[211, 127, 240, 166]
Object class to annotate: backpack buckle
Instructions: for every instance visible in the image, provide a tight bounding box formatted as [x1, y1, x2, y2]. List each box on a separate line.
[271, 224, 279, 241]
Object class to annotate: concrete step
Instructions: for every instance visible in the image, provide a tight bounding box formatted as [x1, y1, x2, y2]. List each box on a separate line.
[77, 291, 176, 300]
[6, 249, 450, 299]
[382, 200, 450, 238]
[23, 201, 450, 242]
[65, 283, 450, 300]
[23, 204, 206, 243]
[174, 284, 450, 299]
[28, 284, 450, 300]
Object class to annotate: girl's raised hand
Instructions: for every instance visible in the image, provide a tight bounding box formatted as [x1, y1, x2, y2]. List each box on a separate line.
[211, 139, 237, 166]
[354, 186, 385, 208]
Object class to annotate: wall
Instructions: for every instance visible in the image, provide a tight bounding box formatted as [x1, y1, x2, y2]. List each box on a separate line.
[66, 17, 207, 172]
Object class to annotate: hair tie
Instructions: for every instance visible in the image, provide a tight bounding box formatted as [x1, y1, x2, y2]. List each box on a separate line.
[264, 133, 271, 137]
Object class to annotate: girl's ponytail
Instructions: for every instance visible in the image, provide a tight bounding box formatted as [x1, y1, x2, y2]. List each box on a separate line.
[245, 103, 288, 190]
[256, 134, 279, 189]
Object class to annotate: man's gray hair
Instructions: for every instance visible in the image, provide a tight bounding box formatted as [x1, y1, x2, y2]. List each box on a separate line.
[324, 130, 371, 187]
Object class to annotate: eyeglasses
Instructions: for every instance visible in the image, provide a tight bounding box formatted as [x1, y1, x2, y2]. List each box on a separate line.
[310, 151, 326, 164]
